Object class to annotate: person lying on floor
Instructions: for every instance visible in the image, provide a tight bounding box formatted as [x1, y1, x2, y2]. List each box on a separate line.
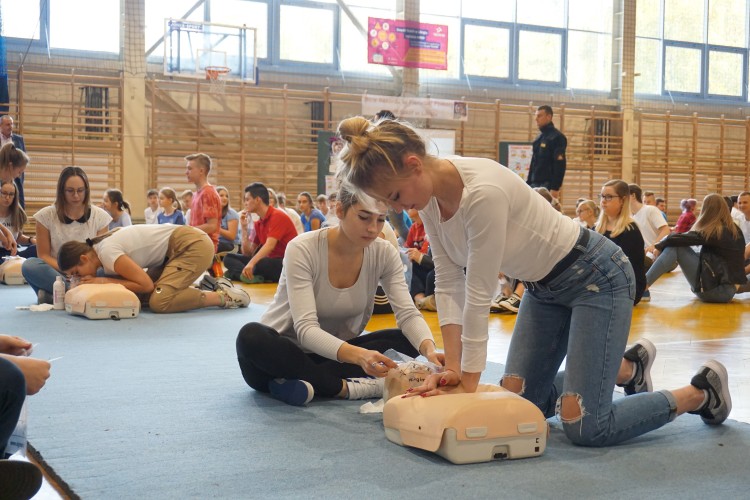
[56, 224, 250, 313]
[235, 181, 443, 406]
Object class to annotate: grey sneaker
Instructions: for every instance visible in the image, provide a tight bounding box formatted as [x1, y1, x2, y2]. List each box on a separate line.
[346, 377, 384, 400]
[689, 360, 731, 425]
[218, 284, 251, 308]
[37, 289, 53, 305]
[622, 338, 656, 395]
[498, 293, 521, 313]
[199, 274, 233, 292]
[489, 293, 506, 313]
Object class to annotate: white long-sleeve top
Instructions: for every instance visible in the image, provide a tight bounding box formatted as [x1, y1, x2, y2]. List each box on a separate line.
[260, 228, 434, 360]
[420, 157, 580, 373]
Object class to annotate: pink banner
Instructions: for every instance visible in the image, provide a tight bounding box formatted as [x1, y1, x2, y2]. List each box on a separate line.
[368, 18, 448, 70]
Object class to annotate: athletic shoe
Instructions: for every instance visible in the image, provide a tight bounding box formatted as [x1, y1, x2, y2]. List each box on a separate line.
[198, 274, 233, 292]
[218, 284, 251, 308]
[346, 377, 385, 400]
[689, 360, 731, 425]
[268, 379, 314, 406]
[497, 293, 522, 313]
[37, 289, 53, 305]
[0, 460, 43, 500]
[416, 294, 437, 312]
[640, 290, 651, 302]
[621, 338, 656, 395]
[489, 294, 506, 313]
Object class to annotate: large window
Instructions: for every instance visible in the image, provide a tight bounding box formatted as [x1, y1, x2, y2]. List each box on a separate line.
[637, 0, 749, 100]
[0, 1, 41, 40]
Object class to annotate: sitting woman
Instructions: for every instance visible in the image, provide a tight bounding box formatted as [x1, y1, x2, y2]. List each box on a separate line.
[235, 182, 443, 406]
[21, 167, 111, 303]
[297, 191, 326, 231]
[102, 189, 132, 230]
[0, 180, 36, 258]
[575, 199, 599, 229]
[57, 224, 250, 313]
[673, 198, 697, 234]
[595, 180, 647, 304]
[216, 186, 240, 253]
[646, 193, 747, 303]
[156, 187, 185, 225]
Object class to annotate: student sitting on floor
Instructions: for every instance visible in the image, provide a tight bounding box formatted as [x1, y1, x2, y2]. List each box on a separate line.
[224, 182, 298, 284]
[216, 186, 241, 254]
[21, 167, 111, 304]
[297, 191, 326, 231]
[144, 189, 161, 224]
[0, 180, 36, 258]
[235, 181, 443, 406]
[57, 224, 250, 313]
[102, 189, 132, 230]
[156, 187, 185, 225]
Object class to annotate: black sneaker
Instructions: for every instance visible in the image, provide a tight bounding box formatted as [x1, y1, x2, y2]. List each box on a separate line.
[0, 460, 43, 500]
[198, 274, 233, 292]
[689, 360, 731, 425]
[621, 338, 656, 395]
[498, 293, 521, 313]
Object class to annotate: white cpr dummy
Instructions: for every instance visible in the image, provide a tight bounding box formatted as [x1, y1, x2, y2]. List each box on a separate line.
[65, 283, 140, 320]
[0, 256, 26, 285]
[382, 358, 548, 464]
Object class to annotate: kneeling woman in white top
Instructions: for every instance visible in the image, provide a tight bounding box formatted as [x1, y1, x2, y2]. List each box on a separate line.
[236, 182, 443, 406]
[57, 224, 250, 313]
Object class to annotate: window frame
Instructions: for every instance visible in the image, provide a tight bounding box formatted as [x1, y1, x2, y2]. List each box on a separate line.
[270, 0, 339, 71]
[459, 18, 515, 85]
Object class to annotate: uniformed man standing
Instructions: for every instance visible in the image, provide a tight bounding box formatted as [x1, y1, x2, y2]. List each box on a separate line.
[527, 105, 567, 199]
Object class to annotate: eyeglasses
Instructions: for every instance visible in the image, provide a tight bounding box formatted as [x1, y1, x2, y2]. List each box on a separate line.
[64, 188, 87, 196]
[0, 191, 15, 198]
[599, 194, 620, 202]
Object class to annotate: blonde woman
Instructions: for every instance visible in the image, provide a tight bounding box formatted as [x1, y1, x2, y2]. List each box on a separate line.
[575, 199, 599, 229]
[595, 180, 646, 304]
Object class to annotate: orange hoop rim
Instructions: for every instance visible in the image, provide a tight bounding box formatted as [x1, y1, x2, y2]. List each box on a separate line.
[205, 66, 231, 80]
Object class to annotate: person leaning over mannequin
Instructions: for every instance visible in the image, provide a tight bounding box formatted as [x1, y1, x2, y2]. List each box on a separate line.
[334, 114, 733, 448]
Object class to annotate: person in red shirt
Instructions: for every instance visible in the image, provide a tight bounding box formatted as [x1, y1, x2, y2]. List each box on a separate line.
[185, 153, 221, 252]
[224, 182, 298, 283]
[405, 208, 436, 310]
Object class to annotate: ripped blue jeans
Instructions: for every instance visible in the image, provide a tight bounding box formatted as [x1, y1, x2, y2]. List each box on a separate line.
[504, 230, 676, 447]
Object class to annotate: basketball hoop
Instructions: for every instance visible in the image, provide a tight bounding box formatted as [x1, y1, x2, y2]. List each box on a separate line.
[205, 66, 231, 94]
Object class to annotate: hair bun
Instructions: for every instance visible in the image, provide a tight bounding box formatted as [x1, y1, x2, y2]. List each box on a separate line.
[337, 116, 370, 151]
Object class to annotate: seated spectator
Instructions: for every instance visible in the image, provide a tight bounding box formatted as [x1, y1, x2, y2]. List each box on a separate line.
[733, 191, 750, 246]
[156, 187, 185, 225]
[180, 189, 193, 224]
[404, 208, 435, 311]
[0, 180, 36, 258]
[655, 197, 667, 220]
[595, 180, 646, 304]
[276, 191, 304, 234]
[321, 191, 340, 228]
[216, 186, 241, 253]
[224, 183, 298, 284]
[297, 191, 326, 231]
[643, 190, 656, 206]
[629, 183, 670, 268]
[144, 189, 161, 224]
[575, 199, 599, 229]
[673, 198, 697, 234]
[0, 143, 28, 210]
[103, 189, 132, 230]
[646, 193, 747, 303]
[316, 194, 329, 218]
[21, 167, 111, 303]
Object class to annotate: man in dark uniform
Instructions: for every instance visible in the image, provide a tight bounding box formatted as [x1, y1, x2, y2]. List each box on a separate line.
[527, 105, 567, 199]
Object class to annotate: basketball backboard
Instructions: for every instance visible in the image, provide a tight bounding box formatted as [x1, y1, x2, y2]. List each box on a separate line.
[163, 19, 257, 83]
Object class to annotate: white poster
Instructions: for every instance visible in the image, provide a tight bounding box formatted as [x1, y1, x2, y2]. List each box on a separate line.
[362, 95, 468, 121]
[508, 144, 532, 181]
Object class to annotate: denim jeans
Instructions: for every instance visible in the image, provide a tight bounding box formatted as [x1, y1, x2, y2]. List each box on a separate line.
[0, 357, 26, 455]
[504, 230, 676, 447]
[21, 257, 64, 295]
[646, 246, 736, 303]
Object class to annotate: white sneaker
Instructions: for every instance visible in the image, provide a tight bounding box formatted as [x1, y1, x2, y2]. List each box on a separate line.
[346, 377, 384, 400]
[218, 284, 251, 308]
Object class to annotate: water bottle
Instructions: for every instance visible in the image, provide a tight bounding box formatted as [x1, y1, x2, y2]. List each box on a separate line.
[53, 275, 66, 310]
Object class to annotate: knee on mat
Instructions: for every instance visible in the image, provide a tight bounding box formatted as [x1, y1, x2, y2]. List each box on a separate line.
[148, 288, 174, 313]
[557, 393, 604, 447]
[500, 374, 525, 395]
[236, 323, 265, 353]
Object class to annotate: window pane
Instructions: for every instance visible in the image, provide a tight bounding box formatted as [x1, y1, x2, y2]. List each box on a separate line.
[51, 0, 120, 52]
[463, 25, 510, 78]
[1, 1, 40, 39]
[568, 0, 613, 33]
[517, 0, 564, 28]
[461, 0, 514, 22]
[420, 0, 460, 16]
[420, 15, 459, 79]
[211, 0, 268, 59]
[664, 45, 702, 93]
[346, 0, 396, 8]
[518, 30, 562, 82]
[708, 0, 746, 47]
[636, 0, 661, 38]
[339, 7, 390, 75]
[145, 0, 203, 52]
[567, 31, 611, 90]
[635, 37, 661, 94]
[664, 0, 704, 43]
[708, 50, 743, 96]
[279, 5, 334, 64]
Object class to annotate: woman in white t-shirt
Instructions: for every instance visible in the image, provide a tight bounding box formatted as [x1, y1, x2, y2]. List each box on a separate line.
[235, 182, 443, 406]
[21, 167, 111, 303]
[335, 116, 732, 447]
[56, 224, 250, 313]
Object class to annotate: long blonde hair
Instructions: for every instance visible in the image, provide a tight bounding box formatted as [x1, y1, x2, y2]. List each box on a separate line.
[336, 116, 429, 190]
[692, 193, 739, 241]
[595, 180, 636, 238]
